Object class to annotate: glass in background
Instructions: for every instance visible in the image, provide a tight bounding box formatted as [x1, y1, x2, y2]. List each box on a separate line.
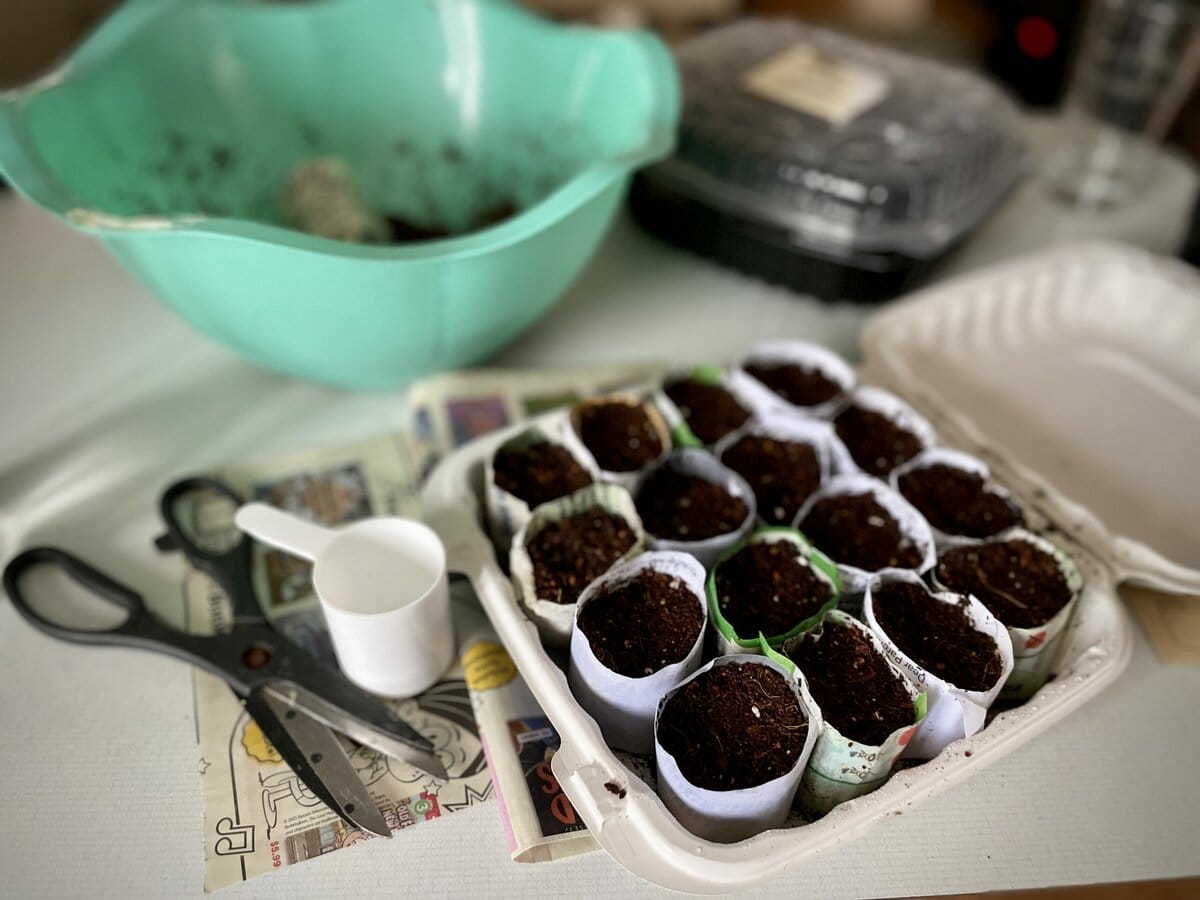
[1046, 0, 1200, 208]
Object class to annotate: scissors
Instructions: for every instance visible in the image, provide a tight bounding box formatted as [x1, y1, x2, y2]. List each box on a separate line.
[2, 476, 449, 838]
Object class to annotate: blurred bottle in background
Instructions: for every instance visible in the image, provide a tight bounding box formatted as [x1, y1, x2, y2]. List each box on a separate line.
[1046, 0, 1200, 207]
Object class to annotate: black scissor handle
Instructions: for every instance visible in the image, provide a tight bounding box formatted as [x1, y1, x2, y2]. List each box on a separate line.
[3, 546, 157, 646]
[158, 476, 262, 625]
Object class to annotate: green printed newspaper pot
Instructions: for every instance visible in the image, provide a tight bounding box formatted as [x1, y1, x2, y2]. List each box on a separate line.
[863, 572, 1014, 760]
[568, 551, 707, 753]
[713, 412, 848, 527]
[793, 473, 937, 615]
[652, 365, 741, 449]
[563, 393, 672, 492]
[510, 482, 645, 646]
[782, 611, 927, 816]
[485, 419, 599, 550]
[653, 654, 821, 843]
[931, 528, 1082, 702]
[634, 449, 758, 570]
[729, 340, 856, 420]
[706, 528, 841, 657]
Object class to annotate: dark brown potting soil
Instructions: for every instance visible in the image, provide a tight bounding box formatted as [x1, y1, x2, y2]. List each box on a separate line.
[576, 570, 704, 677]
[799, 492, 924, 571]
[786, 620, 914, 746]
[714, 541, 834, 638]
[834, 405, 924, 476]
[744, 362, 843, 408]
[576, 401, 664, 473]
[720, 434, 821, 525]
[871, 581, 1003, 692]
[663, 378, 750, 444]
[493, 440, 593, 508]
[527, 507, 636, 605]
[897, 464, 1024, 538]
[936, 540, 1073, 628]
[636, 468, 748, 542]
[656, 662, 808, 791]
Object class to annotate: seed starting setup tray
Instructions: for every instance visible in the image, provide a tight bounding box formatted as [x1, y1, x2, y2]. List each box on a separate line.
[422, 243, 1199, 892]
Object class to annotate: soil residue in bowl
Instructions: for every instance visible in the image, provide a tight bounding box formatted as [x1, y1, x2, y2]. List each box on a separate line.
[385, 202, 516, 243]
[721, 434, 821, 525]
[786, 620, 914, 746]
[871, 581, 1003, 691]
[636, 468, 748, 542]
[834, 405, 924, 476]
[799, 492, 923, 572]
[576, 401, 664, 472]
[528, 507, 636, 605]
[577, 569, 704, 677]
[494, 440, 592, 508]
[714, 540, 834, 638]
[663, 378, 750, 444]
[744, 362, 843, 408]
[936, 540, 1074, 628]
[897, 464, 1023, 538]
[657, 662, 808, 791]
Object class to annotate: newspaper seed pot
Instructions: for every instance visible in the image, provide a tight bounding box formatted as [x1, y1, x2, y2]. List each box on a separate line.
[510, 483, 644, 646]
[486, 423, 597, 549]
[654, 655, 819, 842]
[566, 393, 672, 490]
[794, 473, 936, 607]
[568, 552, 707, 752]
[731, 340, 856, 419]
[892, 448, 1025, 546]
[634, 449, 757, 569]
[714, 414, 841, 526]
[659, 369, 751, 446]
[782, 611, 923, 815]
[932, 528, 1082, 701]
[832, 386, 936, 478]
[707, 529, 840, 655]
[864, 574, 1014, 759]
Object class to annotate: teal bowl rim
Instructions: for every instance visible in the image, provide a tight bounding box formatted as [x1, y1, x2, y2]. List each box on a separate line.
[0, 0, 680, 262]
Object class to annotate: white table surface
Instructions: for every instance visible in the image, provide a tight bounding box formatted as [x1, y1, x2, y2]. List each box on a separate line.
[2, 120, 1200, 897]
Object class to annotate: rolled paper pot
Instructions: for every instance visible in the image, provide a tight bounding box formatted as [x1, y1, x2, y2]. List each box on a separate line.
[510, 482, 645, 647]
[705, 527, 841, 657]
[635, 448, 758, 570]
[782, 611, 926, 816]
[863, 571, 1014, 759]
[568, 551, 707, 753]
[653, 653, 821, 842]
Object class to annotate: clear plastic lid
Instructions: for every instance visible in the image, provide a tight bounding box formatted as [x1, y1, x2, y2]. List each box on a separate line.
[647, 20, 1030, 259]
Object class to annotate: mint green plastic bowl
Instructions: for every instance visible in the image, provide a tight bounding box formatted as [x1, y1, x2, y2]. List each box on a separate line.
[0, 0, 678, 388]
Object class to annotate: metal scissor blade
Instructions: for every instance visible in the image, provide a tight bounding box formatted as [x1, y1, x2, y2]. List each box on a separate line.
[245, 688, 392, 838]
[263, 682, 450, 782]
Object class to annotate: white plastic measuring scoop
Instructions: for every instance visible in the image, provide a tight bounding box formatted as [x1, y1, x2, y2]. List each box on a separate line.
[235, 504, 454, 698]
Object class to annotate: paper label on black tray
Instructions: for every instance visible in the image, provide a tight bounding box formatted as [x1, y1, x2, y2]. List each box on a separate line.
[741, 43, 890, 127]
[863, 574, 1014, 759]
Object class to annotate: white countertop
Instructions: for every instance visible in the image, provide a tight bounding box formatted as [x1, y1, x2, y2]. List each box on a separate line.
[2, 119, 1200, 897]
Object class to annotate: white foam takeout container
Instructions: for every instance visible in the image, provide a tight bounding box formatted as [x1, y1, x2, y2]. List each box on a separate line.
[422, 242, 1200, 893]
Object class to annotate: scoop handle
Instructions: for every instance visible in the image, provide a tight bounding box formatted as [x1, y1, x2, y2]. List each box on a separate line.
[235, 503, 336, 563]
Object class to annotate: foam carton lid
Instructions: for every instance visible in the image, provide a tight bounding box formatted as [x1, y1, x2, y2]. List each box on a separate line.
[861, 241, 1200, 594]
